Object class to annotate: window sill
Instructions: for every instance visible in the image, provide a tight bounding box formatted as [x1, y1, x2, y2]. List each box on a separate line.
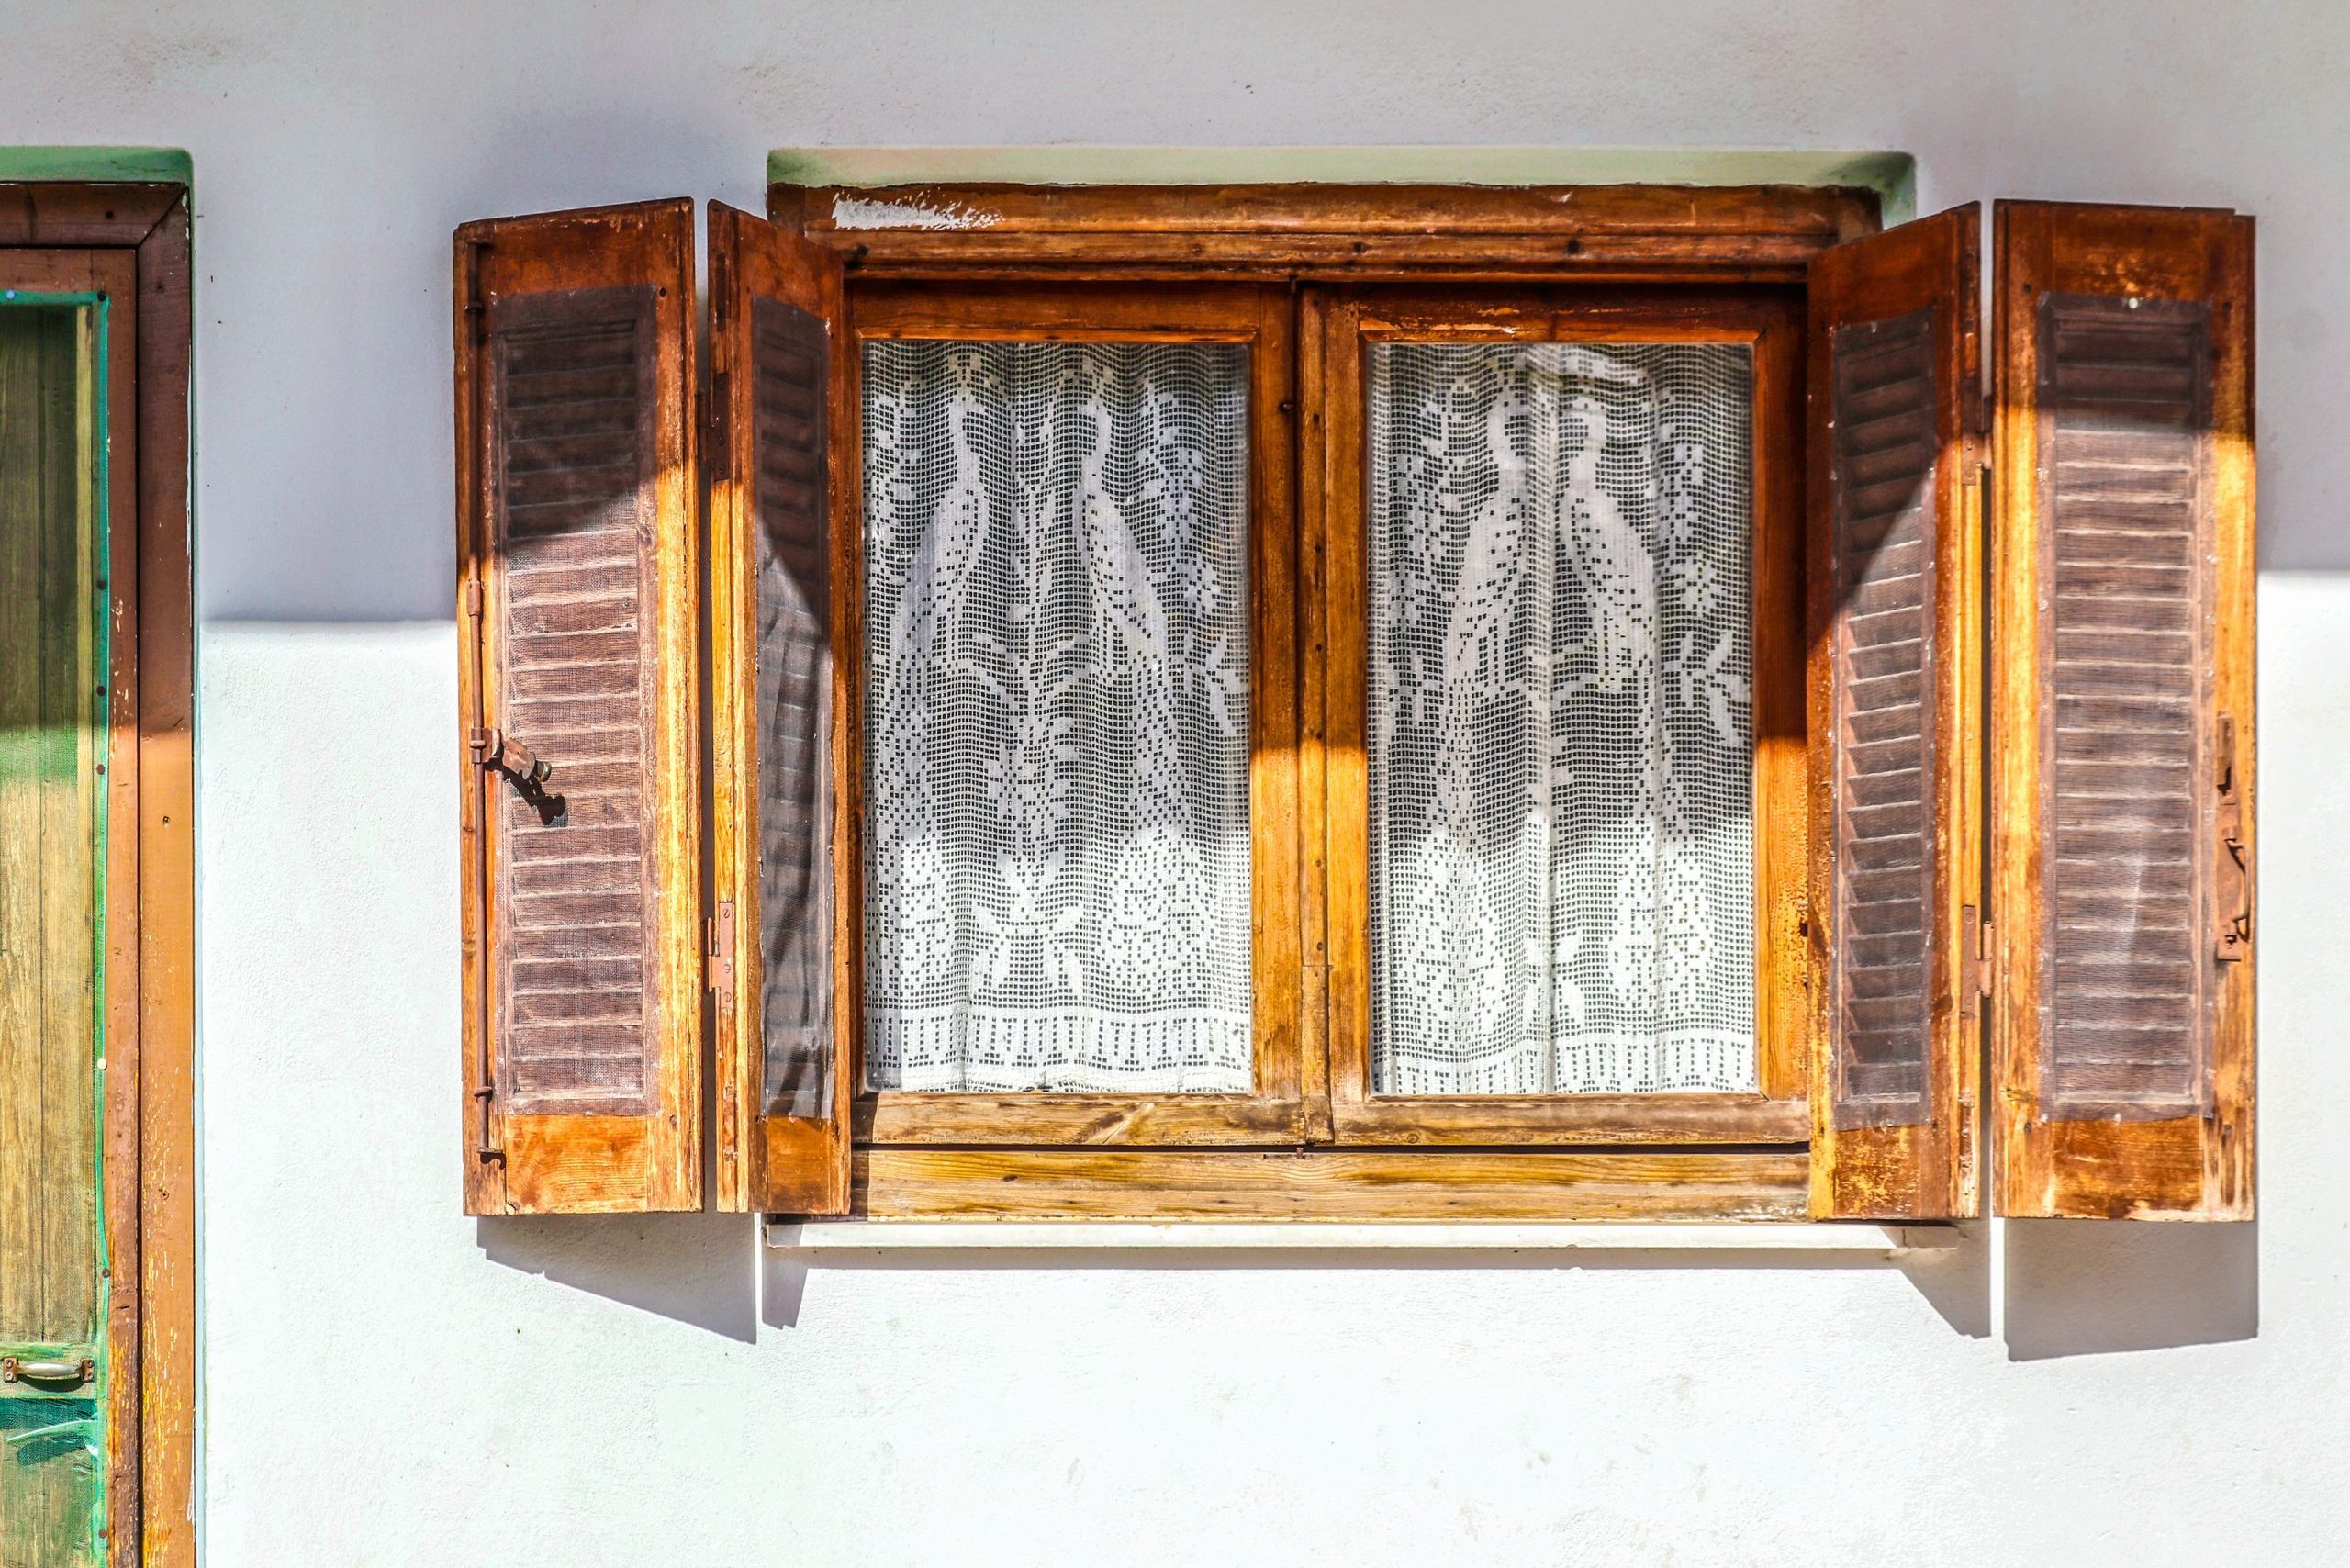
[764, 1220, 1953, 1252]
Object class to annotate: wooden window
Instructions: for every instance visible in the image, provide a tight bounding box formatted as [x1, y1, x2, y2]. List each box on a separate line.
[0, 183, 197, 1568]
[455, 184, 2255, 1226]
[1317, 286, 1807, 1148]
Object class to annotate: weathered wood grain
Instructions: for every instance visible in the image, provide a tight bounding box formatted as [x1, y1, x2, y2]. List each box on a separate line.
[0, 299, 101, 1357]
[773, 182, 1880, 283]
[856, 1148, 1811, 1221]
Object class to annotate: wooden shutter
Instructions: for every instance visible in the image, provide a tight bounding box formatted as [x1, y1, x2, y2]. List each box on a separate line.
[707, 202, 852, 1215]
[1991, 201, 2255, 1219]
[454, 199, 700, 1214]
[1805, 206, 1985, 1219]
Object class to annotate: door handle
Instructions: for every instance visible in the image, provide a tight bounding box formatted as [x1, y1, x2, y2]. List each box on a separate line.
[1, 1355, 93, 1388]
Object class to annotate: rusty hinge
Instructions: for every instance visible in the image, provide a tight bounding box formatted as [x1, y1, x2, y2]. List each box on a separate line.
[2216, 712, 2251, 961]
[1960, 903, 1994, 1017]
[472, 1079, 503, 1163]
[708, 899, 737, 1013]
[707, 368, 732, 481]
[461, 236, 492, 322]
[461, 578, 482, 620]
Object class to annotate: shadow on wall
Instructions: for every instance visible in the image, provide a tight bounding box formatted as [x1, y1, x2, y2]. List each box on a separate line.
[472, 1213, 2257, 1361]
[1895, 1217, 2257, 1357]
[476, 1214, 762, 1344]
[2001, 1217, 2257, 1359]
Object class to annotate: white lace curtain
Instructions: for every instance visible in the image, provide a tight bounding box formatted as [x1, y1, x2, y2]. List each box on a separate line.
[1368, 342, 1756, 1095]
[860, 341, 1253, 1092]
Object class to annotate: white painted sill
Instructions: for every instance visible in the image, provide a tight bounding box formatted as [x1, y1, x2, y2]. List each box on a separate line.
[765, 1221, 1955, 1252]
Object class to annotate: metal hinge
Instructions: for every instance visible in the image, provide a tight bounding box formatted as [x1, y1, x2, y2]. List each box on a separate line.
[472, 1080, 503, 1163]
[460, 237, 491, 322]
[707, 368, 732, 481]
[2215, 712, 2252, 961]
[708, 900, 736, 1014]
[1960, 903, 1994, 1017]
[461, 578, 482, 619]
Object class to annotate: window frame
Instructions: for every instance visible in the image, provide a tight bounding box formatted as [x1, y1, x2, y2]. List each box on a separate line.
[840, 280, 1309, 1147]
[766, 178, 1876, 1221]
[1312, 283, 1809, 1146]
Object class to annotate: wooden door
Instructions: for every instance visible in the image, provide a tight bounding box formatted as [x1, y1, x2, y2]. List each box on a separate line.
[0, 253, 132, 1568]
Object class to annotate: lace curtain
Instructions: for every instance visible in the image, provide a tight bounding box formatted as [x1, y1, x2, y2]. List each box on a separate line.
[861, 341, 1253, 1092]
[1368, 342, 1756, 1095]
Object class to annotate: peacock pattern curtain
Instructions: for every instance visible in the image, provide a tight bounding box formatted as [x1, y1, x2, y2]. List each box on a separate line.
[1367, 342, 1756, 1095]
[860, 341, 1253, 1092]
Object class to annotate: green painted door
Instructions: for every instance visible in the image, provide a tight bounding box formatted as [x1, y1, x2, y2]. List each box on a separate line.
[0, 297, 110, 1568]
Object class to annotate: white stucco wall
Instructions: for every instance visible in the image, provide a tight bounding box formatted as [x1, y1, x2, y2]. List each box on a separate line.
[8, 3, 2350, 1562]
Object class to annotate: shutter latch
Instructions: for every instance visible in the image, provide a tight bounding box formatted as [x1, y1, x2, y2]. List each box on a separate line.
[709, 900, 736, 1014]
[2216, 712, 2252, 962]
[469, 725, 551, 787]
[470, 726, 563, 826]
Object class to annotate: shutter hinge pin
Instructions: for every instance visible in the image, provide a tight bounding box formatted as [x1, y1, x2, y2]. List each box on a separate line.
[2215, 712, 2252, 962]
[709, 900, 737, 1014]
[1960, 903, 1994, 1015]
[708, 368, 731, 479]
[461, 237, 491, 319]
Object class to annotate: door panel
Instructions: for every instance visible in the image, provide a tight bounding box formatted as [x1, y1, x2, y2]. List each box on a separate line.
[0, 279, 112, 1568]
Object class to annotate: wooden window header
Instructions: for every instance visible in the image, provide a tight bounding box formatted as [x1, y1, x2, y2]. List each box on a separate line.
[767, 181, 1881, 280]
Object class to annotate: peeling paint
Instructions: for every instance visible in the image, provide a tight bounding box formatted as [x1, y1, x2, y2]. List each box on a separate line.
[774, 146, 1919, 223]
[829, 194, 1000, 231]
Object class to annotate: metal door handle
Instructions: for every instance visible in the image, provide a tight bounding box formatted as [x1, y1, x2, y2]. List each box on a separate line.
[1, 1356, 93, 1387]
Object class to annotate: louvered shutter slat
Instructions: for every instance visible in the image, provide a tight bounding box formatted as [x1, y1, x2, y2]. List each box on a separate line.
[491, 287, 658, 1115]
[1830, 308, 1939, 1128]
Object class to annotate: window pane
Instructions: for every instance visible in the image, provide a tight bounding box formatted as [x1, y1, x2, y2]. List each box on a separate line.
[1368, 342, 1755, 1095]
[861, 342, 1251, 1092]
